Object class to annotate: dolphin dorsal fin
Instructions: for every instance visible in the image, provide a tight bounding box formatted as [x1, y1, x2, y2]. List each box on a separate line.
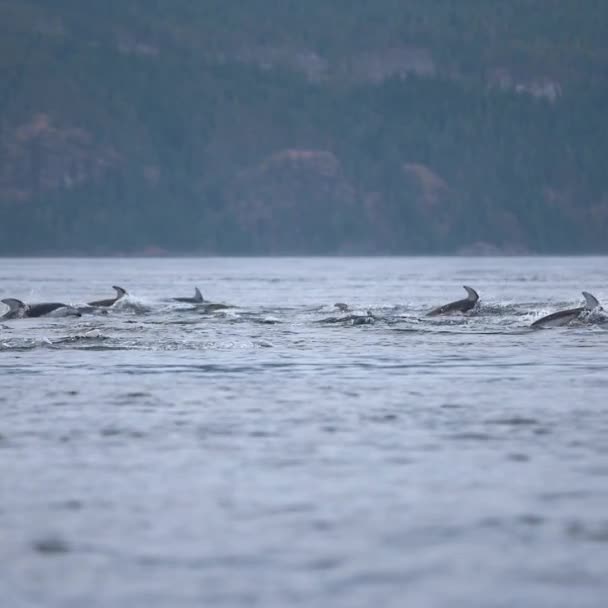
[112, 286, 127, 299]
[463, 285, 479, 302]
[2, 298, 26, 313]
[582, 291, 600, 310]
[194, 287, 203, 303]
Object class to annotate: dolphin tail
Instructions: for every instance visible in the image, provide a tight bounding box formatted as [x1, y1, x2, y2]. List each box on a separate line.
[1, 298, 27, 317]
[194, 287, 203, 303]
[582, 291, 600, 310]
[463, 285, 479, 302]
[112, 286, 127, 299]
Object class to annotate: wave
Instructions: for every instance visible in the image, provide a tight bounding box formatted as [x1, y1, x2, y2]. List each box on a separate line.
[0, 337, 53, 351]
[111, 295, 152, 314]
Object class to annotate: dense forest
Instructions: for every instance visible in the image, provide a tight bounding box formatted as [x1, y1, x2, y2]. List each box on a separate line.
[1, 0, 607, 254]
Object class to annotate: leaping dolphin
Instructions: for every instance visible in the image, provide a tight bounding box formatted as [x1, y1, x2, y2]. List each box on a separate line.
[173, 287, 204, 304]
[1, 298, 81, 319]
[88, 286, 127, 307]
[427, 286, 479, 316]
[531, 292, 602, 328]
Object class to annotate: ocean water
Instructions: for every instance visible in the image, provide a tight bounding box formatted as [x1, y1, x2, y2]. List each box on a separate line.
[1, 256, 607, 608]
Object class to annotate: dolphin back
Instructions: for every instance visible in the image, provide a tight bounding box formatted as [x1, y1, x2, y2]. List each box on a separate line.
[427, 285, 479, 316]
[531, 308, 583, 328]
[2, 298, 26, 311]
[463, 285, 479, 302]
[582, 291, 600, 310]
[194, 287, 203, 303]
[27, 302, 79, 317]
[112, 286, 127, 299]
[1, 298, 28, 318]
[88, 286, 127, 307]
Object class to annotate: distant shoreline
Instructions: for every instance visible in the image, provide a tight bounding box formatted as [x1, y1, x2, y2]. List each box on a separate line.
[1, 252, 607, 259]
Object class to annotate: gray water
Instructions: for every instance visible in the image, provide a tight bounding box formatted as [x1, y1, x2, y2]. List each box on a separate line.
[1, 256, 607, 608]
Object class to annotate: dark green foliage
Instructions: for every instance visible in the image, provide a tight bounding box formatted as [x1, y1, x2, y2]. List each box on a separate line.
[0, 1, 607, 254]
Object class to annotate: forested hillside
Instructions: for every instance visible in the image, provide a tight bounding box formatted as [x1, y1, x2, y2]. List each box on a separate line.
[1, 1, 607, 254]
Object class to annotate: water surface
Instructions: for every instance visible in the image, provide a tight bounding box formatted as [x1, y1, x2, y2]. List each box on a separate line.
[1, 257, 607, 608]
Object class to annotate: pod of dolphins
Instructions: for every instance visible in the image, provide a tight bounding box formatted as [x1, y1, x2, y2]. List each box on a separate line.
[1, 284, 605, 328]
[0, 285, 230, 319]
[2, 285, 127, 319]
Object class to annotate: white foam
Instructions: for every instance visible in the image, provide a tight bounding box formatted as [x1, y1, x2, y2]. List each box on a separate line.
[111, 295, 152, 314]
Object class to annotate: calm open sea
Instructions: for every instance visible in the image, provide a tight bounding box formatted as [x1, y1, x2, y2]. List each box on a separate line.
[1, 256, 607, 608]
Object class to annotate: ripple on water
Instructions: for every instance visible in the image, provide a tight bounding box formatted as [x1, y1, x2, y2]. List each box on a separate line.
[32, 537, 71, 555]
[485, 416, 541, 426]
[566, 520, 608, 543]
[506, 452, 531, 462]
[446, 432, 498, 442]
[2, 257, 608, 608]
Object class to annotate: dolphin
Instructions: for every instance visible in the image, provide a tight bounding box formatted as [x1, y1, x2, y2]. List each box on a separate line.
[352, 310, 378, 325]
[531, 292, 602, 328]
[427, 286, 479, 316]
[173, 287, 233, 311]
[88, 286, 127, 307]
[1, 298, 81, 319]
[200, 301, 233, 312]
[317, 309, 377, 325]
[173, 287, 204, 304]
